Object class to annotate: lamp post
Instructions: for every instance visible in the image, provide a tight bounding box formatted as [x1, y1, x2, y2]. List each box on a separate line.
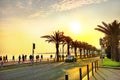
[32, 43, 35, 64]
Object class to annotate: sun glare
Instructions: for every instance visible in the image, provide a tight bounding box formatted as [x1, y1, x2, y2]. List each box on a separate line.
[69, 21, 82, 34]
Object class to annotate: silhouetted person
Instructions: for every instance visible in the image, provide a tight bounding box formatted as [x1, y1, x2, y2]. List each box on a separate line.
[22, 55, 25, 62]
[50, 55, 53, 59]
[18, 55, 21, 64]
[41, 55, 43, 60]
[29, 55, 33, 64]
[12, 56, 15, 62]
[62, 55, 64, 61]
[0, 56, 2, 61]
[6, 55, 8, 62]
[25, 55, 27, 61]
[3, 56, 6, 63]
[59, 55, 61, 61]
[29, 55, 33, 61]
[36, 55, 39, 62]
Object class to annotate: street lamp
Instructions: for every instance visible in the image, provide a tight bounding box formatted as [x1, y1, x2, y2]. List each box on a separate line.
[32, 43, 35, 64]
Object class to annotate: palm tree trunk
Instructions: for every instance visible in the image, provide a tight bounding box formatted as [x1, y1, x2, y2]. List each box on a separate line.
[111, 46, 114, 61]
[74, 47, 77, 57]
[118, 48, 120, 62]
[62, 44, 65, 61]
[111, 37, 119, 62]
[67, 44, 70, 55]
[84, 49, 86, 58]
[79, 48, 82, 59]
[114, 38, 119, 62]
[86, 50, 88, 58]
[56, 43, 59, 62]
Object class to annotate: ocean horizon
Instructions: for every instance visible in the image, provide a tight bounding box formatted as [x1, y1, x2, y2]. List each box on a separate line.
[1, 52, 77, 61]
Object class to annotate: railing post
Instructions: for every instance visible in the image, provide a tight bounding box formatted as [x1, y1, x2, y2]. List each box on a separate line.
[79, 68, 82, 80]
[87, 65, 89, 80]
[92, 62, 94, 76]
[65, 74, 68, 80]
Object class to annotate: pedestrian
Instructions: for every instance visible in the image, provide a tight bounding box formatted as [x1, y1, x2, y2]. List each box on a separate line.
[6, 55, 8, 62]
[0, 56, 2, 61]
[41, 55, 43, 60]
[25, 55, 27, 61]
[12, 56, 15, 62]
[50, 55, 53, 59]
[62, 55, 64, 61]
[22, 55, 25, 62]
[18, 55, 21, 64]
[3, 56, 6, 63]
[36, 55, 39, 62]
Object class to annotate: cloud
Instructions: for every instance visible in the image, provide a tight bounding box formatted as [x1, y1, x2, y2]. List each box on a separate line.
[28, 10, 49, 18]
[51, 0, 109, 11]
[28, 0, 32, 5]
[16, 1, 25, 9]
[28, 11, 43, 18]
[0, 0, 110, 19]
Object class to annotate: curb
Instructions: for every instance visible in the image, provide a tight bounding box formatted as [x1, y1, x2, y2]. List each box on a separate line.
[99, 66, 120, 70]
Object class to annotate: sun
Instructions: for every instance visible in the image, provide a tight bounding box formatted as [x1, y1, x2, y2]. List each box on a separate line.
[69, 21, 82, 34]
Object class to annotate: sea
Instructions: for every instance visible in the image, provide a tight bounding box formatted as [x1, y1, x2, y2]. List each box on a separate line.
[1, 52, 75, 61]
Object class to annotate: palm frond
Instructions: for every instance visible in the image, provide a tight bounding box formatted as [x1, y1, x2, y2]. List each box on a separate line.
[95, 28, 110, 35]
[41, 35, 51, 38]
[97, 25, 110, 33]
[102, 22, 108, 28]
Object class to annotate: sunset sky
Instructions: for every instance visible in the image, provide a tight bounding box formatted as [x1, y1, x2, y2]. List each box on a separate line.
[0, 0, 120, 58]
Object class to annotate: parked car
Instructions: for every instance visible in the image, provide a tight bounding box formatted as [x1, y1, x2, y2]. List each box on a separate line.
[65, 55, 76, 62]
[100, 53, 106, 59]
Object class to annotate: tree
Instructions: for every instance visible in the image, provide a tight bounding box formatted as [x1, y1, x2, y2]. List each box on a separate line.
[82, 42, 88, 58]
[78, 41, 82, 58]
[87, 45, 92, 57]
[62, 36, 72, 56]
[105, 46, 111, 59]
[95, 20, 120, 62]
[91, 46, 97, 57]
[71, 40, 78, 57]
[41, 31, 64, 62]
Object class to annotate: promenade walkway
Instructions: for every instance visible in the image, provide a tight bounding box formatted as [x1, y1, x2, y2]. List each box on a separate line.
[88, 67, 120, 80]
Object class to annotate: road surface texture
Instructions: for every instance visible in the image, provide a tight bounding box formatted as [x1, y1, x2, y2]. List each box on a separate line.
[89, 67, 120, 80]
[0, 57, 100, 80]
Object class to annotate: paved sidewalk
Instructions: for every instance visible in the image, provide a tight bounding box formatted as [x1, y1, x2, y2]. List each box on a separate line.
[89, 67, 120, 80]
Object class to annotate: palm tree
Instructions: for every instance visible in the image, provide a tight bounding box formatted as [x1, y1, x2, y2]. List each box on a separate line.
[71, 40, 78, 57]
[78, 41, 82, 58]
[95, 20, 120, 62]
[61, 40, 66, 61]
[91, 46, 97, 57]
[41, 31, 64, 62]
[82, 42, 88, 58]
[87, 45, 92, 57]
[63, 36, 72, 56]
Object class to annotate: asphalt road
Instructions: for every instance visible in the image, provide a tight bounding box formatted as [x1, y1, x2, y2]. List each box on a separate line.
[0, 62, 81, 80]
[0, 57, 100, 80]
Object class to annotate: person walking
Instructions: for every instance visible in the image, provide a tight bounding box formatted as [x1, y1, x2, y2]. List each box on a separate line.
[6, 55, 8, 62]
[18, 55, 21, 65]
[22, 55, 25, 63]
[12, 56, 15, 62]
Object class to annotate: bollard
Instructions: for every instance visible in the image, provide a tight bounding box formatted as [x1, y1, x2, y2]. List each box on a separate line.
[92, 62, 94, 76]
[87, 65, 89, 80]
[65, 74, 68, 80]
[79, 68, 82, 80]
